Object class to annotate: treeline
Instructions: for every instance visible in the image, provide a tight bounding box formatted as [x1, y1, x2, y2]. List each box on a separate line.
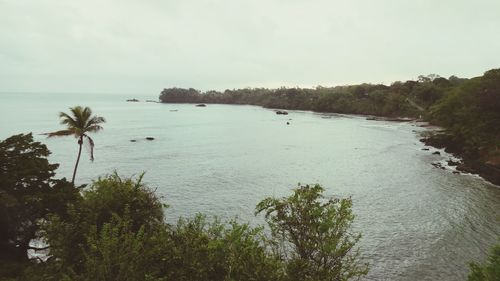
[159, 69, 500, 184]
[159, 74, 467, 117]
[0, 134, 368, 281]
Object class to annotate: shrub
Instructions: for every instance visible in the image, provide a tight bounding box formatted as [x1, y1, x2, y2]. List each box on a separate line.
[256, 184, 368, 281]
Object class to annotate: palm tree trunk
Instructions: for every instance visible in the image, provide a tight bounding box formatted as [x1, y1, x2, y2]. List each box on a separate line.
[72, 136, 83, 184]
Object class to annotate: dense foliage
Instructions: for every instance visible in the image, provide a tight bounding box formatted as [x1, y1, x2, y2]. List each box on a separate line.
[5, 175, 366, 281]
[429, 69, 500, 156]
[425, 69, 500, 184]
[159, 74, 462, 117]
[256, 184, 368, 281]
[468, 243, 500, 281]
[41, 173, 165, 276]
[0, 134, 78, 264]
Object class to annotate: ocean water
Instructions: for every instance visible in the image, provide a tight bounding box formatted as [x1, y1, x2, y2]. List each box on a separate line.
[1, 92, 499, 280]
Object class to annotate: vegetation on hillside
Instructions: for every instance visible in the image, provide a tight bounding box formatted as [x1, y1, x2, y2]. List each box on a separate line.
[426, 69, 500, 184]
[428, 69, 500, 155]
[159, 74, 461, 117]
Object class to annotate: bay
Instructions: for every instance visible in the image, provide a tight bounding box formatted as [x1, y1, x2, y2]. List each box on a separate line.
[1, 92, 499, 280]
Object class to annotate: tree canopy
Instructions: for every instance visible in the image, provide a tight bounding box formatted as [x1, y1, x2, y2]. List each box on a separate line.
[0, 133, 78, 263]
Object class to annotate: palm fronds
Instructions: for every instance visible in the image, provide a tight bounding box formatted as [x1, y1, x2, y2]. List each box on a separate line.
[44, 106, 105, 183]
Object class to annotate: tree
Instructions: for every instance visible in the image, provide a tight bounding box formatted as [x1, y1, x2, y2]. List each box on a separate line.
[46, 106, 105, 184]
[256, 184, 368, 281]
[0, 133, 78, 263]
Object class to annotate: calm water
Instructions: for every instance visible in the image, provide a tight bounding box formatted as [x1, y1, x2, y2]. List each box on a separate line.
[1, 92, 499, 280]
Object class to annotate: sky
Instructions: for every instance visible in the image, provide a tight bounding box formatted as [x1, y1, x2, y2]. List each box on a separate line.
[1, 0, 500, 94]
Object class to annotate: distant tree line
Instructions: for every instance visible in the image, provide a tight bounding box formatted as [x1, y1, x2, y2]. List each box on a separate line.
[159, 69, 500, 184]
[159, 74, 467, 117]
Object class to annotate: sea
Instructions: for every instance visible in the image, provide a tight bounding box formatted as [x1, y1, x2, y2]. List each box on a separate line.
[1, 92, 499, 280]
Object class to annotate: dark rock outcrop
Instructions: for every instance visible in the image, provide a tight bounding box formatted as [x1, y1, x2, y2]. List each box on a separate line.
[421, 133, 500, 185]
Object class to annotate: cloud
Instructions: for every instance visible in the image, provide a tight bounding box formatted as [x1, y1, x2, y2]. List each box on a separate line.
[1, 0, 500, 93]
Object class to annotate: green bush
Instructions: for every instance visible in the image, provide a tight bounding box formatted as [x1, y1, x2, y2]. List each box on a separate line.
[42, 173, 166, 276]
[256, 184, 368, 281]
[161, 214, 283, 281]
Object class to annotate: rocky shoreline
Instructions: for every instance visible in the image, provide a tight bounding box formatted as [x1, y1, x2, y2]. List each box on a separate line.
[420, 132, 500, 186]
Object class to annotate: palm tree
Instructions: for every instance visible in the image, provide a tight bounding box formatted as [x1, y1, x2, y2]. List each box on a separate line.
[46, 106, 105, 184]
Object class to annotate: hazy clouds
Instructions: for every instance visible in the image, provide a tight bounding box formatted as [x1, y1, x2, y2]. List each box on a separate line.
[1, 0, 500, 94]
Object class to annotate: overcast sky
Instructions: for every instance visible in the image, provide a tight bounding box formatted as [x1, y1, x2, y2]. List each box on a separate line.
[1, 0, 500, 94]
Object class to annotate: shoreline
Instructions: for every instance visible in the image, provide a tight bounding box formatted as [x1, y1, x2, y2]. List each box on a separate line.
[420, 133, 500, 186]
[160, 101, 500, 186]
